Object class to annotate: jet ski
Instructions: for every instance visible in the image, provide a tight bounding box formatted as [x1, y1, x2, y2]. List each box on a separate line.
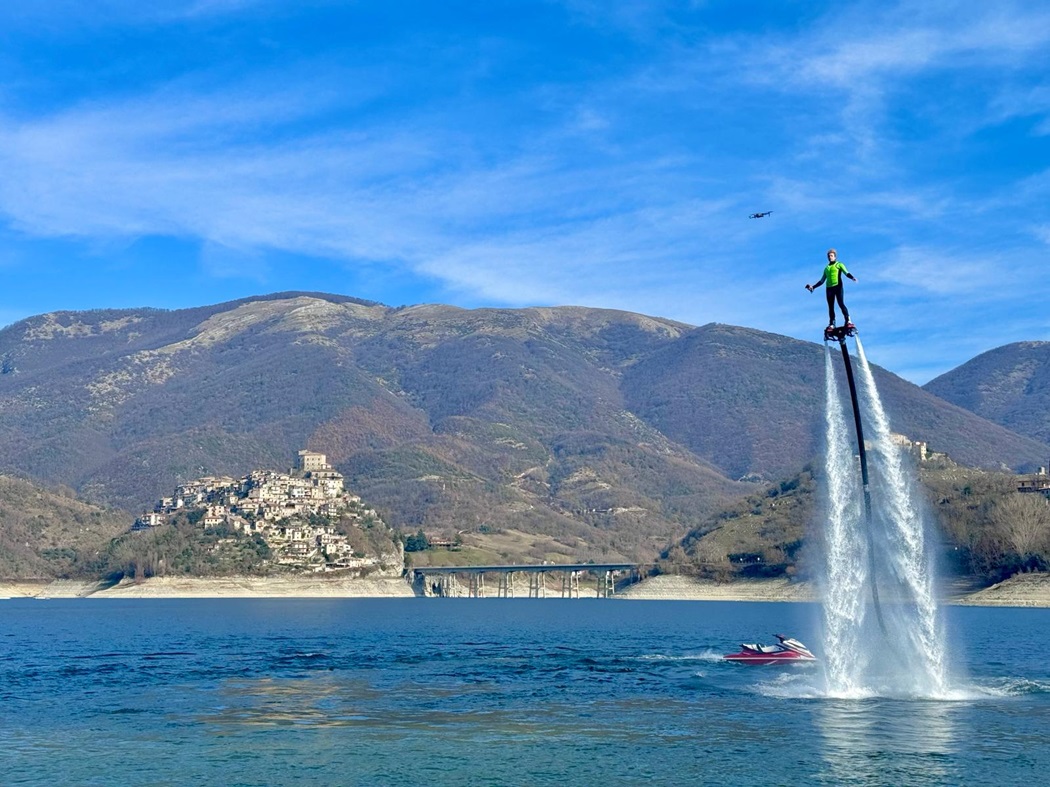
[723, 634, 817, 665]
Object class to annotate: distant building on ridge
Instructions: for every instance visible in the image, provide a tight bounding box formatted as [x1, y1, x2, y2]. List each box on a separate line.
[297, 450, 330, 473]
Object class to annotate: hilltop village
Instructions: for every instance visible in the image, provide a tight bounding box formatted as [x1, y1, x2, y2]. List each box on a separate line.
[134, 450, 402, 573]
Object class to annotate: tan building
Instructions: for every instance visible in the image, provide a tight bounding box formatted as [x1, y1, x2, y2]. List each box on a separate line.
[202, 506, 227, 527]
[297, 450, 330, 472]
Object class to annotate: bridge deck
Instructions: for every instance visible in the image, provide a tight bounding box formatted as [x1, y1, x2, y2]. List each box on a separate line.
[412, 563, 637, 576]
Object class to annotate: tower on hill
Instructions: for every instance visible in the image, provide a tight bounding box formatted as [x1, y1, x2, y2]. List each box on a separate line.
[297, 450, 330, 472]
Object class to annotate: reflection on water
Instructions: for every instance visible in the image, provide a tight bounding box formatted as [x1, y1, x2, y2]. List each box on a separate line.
[817, 698, 959, 786]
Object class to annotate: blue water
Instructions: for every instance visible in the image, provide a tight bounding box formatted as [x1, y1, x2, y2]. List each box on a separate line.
[1, 599, 1048, 786]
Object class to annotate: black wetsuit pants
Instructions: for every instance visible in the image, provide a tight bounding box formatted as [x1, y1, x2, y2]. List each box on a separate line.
[826, 284, 849, 324]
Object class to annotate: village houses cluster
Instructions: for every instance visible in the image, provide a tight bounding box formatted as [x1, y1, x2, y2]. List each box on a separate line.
[134, 450, 385, 571]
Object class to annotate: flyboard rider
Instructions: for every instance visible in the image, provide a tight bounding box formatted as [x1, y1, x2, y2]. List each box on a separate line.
[805, 248, 857, 328]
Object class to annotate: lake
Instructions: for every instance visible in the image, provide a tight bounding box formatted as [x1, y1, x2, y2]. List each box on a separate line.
[1, 599, 1047, 785]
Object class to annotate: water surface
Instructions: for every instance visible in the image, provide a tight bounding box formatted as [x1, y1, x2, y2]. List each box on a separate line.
[1, 599, 1047, 785]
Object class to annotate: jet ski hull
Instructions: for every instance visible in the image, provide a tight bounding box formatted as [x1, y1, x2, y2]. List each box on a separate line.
[723, 635, 817, 665]
[722, 650, 816, 666]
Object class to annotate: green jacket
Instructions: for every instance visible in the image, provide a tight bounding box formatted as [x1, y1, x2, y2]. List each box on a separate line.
[816, 261, 850, 288]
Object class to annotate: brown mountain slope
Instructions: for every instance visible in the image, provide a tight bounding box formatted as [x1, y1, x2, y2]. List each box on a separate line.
[0, 294, 1044, 564]
[0, 475, 129, 578]
[0, 296, 739, 561]
[621, 324, 1048, 479]
[923, 341, 1050, 447]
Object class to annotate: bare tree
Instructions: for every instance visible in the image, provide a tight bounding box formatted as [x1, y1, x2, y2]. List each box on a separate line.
[989, 494, 1050, 558]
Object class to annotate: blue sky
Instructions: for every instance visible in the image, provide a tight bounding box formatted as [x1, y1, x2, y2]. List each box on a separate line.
[1, 0, 1048, 384]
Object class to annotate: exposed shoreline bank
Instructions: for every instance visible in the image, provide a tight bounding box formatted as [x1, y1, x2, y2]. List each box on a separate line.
[2, 572, 1048, 607]
[0, 575, 417, 599]
[616, 574, 1050, 607]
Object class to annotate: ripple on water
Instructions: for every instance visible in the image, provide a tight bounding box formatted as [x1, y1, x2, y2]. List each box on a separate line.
[1, 599, 1048, 785]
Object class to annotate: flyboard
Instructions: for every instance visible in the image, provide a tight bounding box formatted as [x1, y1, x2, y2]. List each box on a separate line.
[824, 322, 889, 636]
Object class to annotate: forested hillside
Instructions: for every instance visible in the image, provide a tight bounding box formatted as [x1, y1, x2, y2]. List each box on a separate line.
[669, 459, 1050, 582]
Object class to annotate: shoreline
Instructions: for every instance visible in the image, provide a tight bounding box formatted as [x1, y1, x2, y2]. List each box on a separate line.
[0, 575, 417, 599]
[2, 572, 1049, 607]
[616, 574, 1050, 607]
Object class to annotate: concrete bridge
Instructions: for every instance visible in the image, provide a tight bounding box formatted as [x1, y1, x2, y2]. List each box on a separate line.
[411, 562, 642, 598]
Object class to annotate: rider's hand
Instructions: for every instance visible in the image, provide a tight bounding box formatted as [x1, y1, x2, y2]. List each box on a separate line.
[805, 284, 813, 292]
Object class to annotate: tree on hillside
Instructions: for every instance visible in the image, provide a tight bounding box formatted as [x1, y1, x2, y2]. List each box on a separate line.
[989, 494, 1050, 561]
[404, 529, 430, 552]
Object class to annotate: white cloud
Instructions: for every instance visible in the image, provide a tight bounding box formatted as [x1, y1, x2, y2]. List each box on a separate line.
[0, 78, 430, 253]
[727, 2, 1050, 173]
[1, 1, 1048, 385]
[0, 74, 748, 315]
[870, 245, 1006, 297]
[988, 85, 1050, 129]
[0, 0, 271, 27]
[766, 3, 1050, 89]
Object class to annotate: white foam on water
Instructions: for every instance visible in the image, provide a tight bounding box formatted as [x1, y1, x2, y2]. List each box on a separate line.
[755, 670, 850, 699]
[820, 685, 878, 700]
[758, 674, 998, 702]
[964, 677, 1050, 697]
[637, 651, 725, 663]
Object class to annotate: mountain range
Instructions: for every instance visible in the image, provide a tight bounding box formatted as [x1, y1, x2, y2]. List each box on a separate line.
[0, 292, 1046, 567]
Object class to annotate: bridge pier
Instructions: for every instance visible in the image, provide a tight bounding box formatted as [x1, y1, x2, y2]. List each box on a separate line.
[562, 570, 580, 599]
[414, 562, 640, 599]
[498, 571, 517, 598]
[437, 574, 459, 597]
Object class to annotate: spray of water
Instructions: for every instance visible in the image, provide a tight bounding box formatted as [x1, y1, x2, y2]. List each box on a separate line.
[821, 346, 868, 695]
[820, 337, 949, 698]
[854, 337, 948, 696]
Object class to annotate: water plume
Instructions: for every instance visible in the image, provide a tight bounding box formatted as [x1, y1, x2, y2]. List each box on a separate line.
[854, 337, 948, 696]
[821, 346, 868, 695]
[820, 337, 949, 698]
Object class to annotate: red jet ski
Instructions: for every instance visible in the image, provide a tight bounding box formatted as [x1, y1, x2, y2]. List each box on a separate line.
[723, 634, 817, 665]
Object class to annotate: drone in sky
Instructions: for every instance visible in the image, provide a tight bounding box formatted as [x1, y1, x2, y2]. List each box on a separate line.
[748, 211, 773, 219]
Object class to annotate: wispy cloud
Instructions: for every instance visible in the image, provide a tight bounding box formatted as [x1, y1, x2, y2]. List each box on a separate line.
[0, 0, 1048, 384]
[0, 0, 273, 27]
[870, 245, 1006, 297]
[727, 2, 1050, 173]
[0, 57, 749, 305]
[760, 2, 1050, 89]
[0, 76, 427, 248]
